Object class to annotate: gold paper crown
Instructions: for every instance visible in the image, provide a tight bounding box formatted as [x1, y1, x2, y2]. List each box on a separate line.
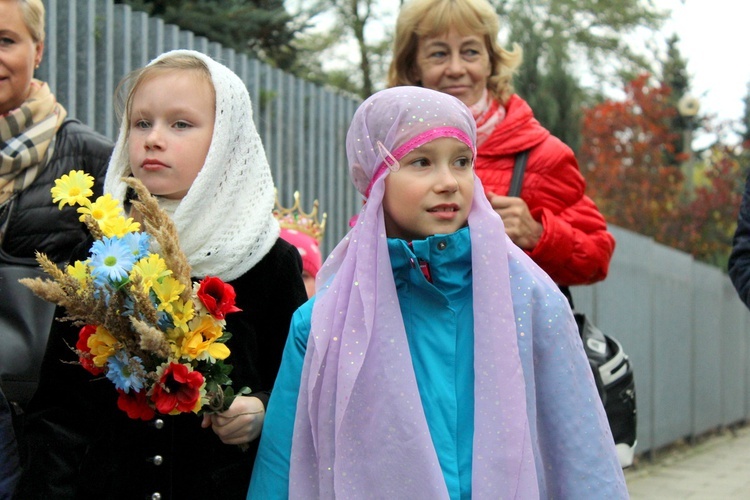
[273, 190, 327, 243]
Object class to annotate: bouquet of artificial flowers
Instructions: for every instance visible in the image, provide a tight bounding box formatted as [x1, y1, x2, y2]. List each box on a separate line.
[21, 170, 248, 421]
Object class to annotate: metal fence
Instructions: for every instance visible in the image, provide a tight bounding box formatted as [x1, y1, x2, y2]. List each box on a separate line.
[43, 0, 750, 458]
[572, 226, 750, 456]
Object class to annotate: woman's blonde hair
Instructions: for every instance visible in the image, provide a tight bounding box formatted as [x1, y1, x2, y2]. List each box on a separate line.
[17, 0, 45, 42]
[115, 54, 215, 134]
[387, 0, 522, 104]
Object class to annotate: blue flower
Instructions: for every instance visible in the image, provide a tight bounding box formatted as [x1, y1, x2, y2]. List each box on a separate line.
[157, 309, 174, 331]
[92, 284, 114, 305]
[121, 232, 151, 260]
[105, 351, 146, 393]
[121, 295, 136, 317]
[90, 236, 136, 286]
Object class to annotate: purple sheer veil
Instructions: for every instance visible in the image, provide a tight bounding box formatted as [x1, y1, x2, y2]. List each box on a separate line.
[290, 87, 541, 497]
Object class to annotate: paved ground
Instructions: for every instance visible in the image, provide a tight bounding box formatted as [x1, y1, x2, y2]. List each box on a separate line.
[625, 424, 750, 499]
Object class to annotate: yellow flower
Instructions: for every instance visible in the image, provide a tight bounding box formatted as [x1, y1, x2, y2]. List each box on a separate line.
[100, 215, 140, 238]
[152, 276, 185, 314]
[77, 194, 121, 228]
[51, 170, 95, 209]
[88, 326, 118, 367]
[130, 254, 171, 294]
[181, 315, 230, 361]
[165, 326, 186, 358]
[170, 298, 195, 333]
[66, 260, 90, 284]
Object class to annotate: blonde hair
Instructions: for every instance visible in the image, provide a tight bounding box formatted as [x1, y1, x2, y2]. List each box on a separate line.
[387, 0, 522, 104]
[115, 54, 215, 134]
[17, 0, 45, 42]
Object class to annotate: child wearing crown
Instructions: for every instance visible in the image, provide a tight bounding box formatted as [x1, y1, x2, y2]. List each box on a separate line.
[274, 191, 327, 298]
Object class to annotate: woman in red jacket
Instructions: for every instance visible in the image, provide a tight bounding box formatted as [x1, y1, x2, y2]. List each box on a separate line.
[387, 0, 614, 286]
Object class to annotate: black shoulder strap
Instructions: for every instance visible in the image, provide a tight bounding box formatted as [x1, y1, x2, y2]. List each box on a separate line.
[508, 149, 530, 197]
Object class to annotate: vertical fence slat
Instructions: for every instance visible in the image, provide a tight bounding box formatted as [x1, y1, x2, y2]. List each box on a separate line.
[112, 4, 132, 85]
[179, 30, 194, 50]
[722, 281, 748, 424]
[691, 263, 724, 436]
[39, 0, 57, 91]
[209, 41, 222, 61]
[131, 11, 149, 69]
[163, 24, 180, 52]
[221, 47, 236, 69]
[194, 36, 209, 55]
[75, 0, 96, 126]
[94, 0, 115, 138]
[56, 1, 76, 114]
[147, 17, 164, 62]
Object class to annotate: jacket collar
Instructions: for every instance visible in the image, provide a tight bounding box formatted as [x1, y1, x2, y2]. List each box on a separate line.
[387, 227, 472, 299]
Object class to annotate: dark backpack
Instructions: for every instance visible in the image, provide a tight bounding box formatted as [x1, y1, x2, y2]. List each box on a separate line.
[575, 312, 637, 467]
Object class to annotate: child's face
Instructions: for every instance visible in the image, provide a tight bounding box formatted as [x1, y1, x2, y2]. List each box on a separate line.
[383, 137, 474, 241]
[127, 70, 215, 200]
[302, 270, 316, 299]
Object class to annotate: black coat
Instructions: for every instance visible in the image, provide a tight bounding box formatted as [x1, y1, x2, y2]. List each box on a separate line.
[1, 119, 112, 265]
[15, 238, 308, 500]
[0, 386, 20, 497]
[1, 119, 111, 494]
[730, 171, 750, 308]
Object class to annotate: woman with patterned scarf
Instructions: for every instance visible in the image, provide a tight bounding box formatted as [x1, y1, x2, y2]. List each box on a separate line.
[0, 0, 112, 265]
[0, 0, 111, 495]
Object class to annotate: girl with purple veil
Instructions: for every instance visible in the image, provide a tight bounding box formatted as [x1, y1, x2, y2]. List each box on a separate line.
[248, 87, 627, 499]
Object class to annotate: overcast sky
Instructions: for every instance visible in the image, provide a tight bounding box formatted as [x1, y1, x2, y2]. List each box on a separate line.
[657, 0, 748, 143]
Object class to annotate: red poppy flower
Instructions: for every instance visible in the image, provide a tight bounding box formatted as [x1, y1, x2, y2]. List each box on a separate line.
[117, 389, 155, 421]
[76, 324, 103, 375]
[196, 276, 242, 320]
[152, 362, 204, 415]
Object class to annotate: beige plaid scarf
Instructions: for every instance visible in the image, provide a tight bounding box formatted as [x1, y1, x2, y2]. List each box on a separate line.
[0, 80, 67, 205]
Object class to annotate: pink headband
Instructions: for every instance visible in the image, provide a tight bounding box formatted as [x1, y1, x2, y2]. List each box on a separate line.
[364, 126, 475, 198]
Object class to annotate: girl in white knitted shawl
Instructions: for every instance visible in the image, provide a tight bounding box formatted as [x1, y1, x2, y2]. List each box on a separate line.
[18, 50, 307, 499]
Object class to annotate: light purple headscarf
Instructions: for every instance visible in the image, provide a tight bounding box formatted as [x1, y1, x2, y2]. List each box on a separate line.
[290, 87, 540, 498]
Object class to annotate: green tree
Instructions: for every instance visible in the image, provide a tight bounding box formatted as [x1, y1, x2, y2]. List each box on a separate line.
[660, 33, 692, 166]
[510, 14, 584, 152]
[288, 0, 394, 99]
[116, 0, 301, 70]
[498, 0, 667, 86]
[503, 0, 667, 152]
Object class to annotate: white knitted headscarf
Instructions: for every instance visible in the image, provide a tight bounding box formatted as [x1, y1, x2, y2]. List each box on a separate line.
[104, 50, 279, 282]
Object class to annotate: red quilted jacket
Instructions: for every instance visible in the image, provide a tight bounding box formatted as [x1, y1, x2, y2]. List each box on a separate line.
[475, 94, 615, 285]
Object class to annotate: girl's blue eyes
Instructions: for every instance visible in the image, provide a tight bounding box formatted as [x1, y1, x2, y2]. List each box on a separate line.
[407, 158, 471, 168]
[132, 120, 192, 129]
